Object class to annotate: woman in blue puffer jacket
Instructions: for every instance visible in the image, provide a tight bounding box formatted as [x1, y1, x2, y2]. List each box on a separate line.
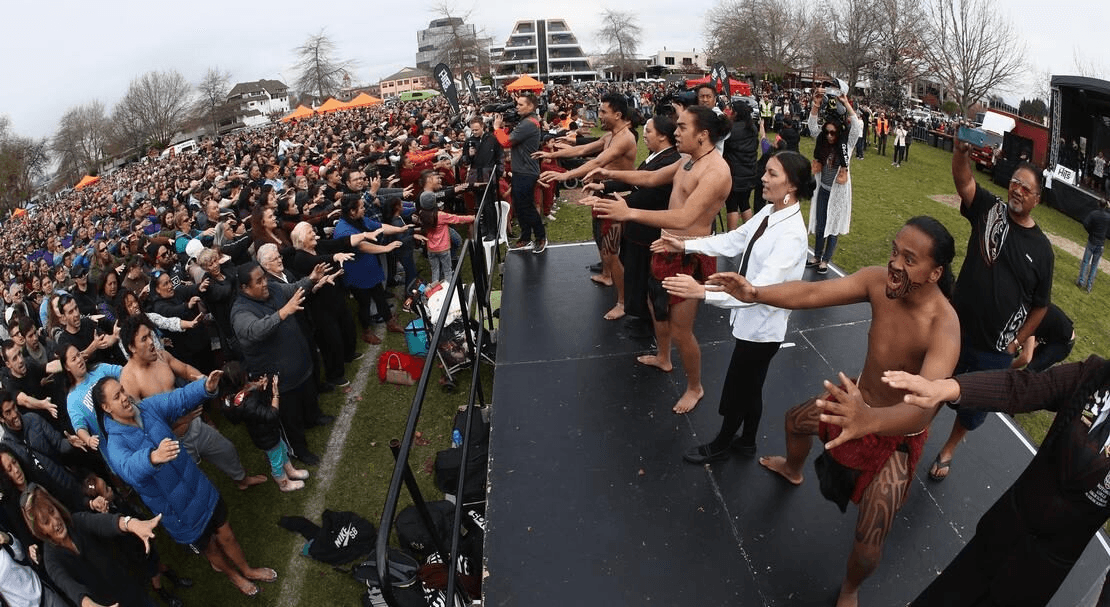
[93, 372, 278, 598]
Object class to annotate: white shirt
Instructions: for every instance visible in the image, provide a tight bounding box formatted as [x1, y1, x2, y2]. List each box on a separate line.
[0, 535, 43, 607]
[684, 203, 808, 342]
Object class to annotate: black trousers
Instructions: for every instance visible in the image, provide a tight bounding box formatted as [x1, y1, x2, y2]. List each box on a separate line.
[310, 300, 357, 382]
[712, 339, 782, 448]
[280, 378, 322, 457]
[350, 283, 392, 329]
[619, 238, 653, 319]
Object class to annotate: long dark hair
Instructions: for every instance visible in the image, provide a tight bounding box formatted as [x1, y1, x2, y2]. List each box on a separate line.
[813, 119, 848, 168]
[904, 216, 956, 299]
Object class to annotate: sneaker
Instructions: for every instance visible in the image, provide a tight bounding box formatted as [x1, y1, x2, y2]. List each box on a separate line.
[532, 239, 547, 254]
[546, 213, 557, 221]
[509, 240, 532, 251]
[332, 377, 350, 388]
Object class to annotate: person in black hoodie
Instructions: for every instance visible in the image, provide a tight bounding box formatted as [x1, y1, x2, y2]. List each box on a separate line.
[218, 362, 309, 492]
[721, 101, 761, 229]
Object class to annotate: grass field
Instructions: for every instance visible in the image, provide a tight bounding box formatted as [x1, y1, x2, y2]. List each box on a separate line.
[147, 126, 1107, 606]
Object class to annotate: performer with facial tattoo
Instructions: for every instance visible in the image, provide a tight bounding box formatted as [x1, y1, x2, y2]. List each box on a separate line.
[708, 216, 961, 607]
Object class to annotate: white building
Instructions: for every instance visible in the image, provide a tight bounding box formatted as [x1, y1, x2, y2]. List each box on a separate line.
[379, 67, 434, 99]
[648, 49, 709, 73]
[220, 79, 290, 133]
[491, 19, 596, 85]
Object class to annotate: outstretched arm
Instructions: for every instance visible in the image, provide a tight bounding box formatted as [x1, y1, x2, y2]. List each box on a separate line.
[594, 164, 728, 231]
[707, 265, 878, 310]
[587, 161, 679, 189]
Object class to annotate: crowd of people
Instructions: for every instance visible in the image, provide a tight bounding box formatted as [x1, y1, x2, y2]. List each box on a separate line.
[0, 85, 639, 604]
[0, 71, 1103, 606]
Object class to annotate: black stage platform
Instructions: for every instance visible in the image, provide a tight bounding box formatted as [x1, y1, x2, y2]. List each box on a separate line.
[485, 242, 1110, 606]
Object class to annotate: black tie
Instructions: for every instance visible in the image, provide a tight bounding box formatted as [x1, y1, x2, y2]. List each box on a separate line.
[738, 216, 770, 277]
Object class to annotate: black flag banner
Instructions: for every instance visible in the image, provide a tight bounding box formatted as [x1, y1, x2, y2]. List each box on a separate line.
[713, 62, 731, 97]
[463, 71, 479, 102]
[434, 62, 460, 115]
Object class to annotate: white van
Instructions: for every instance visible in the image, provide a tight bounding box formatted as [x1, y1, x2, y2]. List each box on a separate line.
[160, 139, 197, 158]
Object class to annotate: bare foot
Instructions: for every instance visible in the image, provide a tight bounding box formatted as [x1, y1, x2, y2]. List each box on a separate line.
[236, 474, 268, 490]
[672, 387, 704, 414]
[590, 274, 613, 287]
[835, 585, 859, 607]
[636, 354, 672, 372]
[603, 303, 625, 320]
[759, 456, 803, 485]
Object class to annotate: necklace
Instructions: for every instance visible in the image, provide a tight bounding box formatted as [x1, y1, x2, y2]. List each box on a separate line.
[683, 148, 713, 171]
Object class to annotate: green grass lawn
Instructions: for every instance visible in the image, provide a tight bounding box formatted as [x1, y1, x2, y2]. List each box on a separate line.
[150, 128, 1107, 606]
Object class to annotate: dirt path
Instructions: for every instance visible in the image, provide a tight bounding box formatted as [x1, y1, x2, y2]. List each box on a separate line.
[929, 194, 1107, 276]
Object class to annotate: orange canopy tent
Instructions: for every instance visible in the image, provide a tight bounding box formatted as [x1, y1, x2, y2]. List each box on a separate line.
[316, 98, 348, 113]
[505, 75, 544, 92]
[11, 208, 26, 218]
[74, 175, 99, 190]
[280, 105, 315, 122]
[346, 93, 382, 108]
[686, 75, 752, 96]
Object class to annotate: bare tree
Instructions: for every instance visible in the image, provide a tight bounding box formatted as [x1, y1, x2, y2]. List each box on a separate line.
[0, 118, 49, 211]
[52, 101, 111, 186]
[1072, 49, 1108, 79]
[292, 31, 356, 103]
[426, 3, 491, 78]
[923, 0, 1024, 115]
[113, 70, 193, 150]
[597, 10, 643, 81]
[195, 67, 233, 135]
[705, 0, 811, 80]
[819, 0, 882, 92]
[868, 0, 929, 110]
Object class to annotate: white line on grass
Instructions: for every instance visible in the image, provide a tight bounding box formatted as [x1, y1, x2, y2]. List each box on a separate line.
[275, 332, 383, 607]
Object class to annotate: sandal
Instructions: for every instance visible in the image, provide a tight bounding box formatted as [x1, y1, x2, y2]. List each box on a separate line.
[816, 262, 828, 274]
[805, 256, 820, 267]
[233, 578, 259, 598]
[246, 568, 278, 583]
[928, 456, 952, 481]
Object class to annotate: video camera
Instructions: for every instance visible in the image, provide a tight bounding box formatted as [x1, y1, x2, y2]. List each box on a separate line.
[482, 102, 520, 126]
[818, 78, 848, 125]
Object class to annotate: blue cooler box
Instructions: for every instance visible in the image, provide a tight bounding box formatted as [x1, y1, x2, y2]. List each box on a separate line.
[405, 319, 429, 357]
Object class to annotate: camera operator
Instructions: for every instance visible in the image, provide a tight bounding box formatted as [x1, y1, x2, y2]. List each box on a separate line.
[462, 117, 503, 237]
[494, 94, 546, 253]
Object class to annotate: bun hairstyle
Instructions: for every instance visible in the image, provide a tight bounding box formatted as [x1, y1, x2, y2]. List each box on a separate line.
[684, 105, 732, 144]
[769, 150, 817, 200]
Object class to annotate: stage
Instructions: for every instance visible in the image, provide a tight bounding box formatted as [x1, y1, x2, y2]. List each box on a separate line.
[483, 242, 1109, 606]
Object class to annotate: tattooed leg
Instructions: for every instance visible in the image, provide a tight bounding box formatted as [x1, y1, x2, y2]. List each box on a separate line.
[759, 396, 822, 485]
[837, 450, 912, 607]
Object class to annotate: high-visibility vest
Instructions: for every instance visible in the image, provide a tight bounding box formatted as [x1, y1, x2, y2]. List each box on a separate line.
[875, 118, 889, 136]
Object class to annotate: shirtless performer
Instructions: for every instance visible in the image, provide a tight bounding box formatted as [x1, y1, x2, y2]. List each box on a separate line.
[118, 315, 267, 491]
[708, 216, 961, 607]
[536, 93, 638, 320]
[590, 105, 732, 413]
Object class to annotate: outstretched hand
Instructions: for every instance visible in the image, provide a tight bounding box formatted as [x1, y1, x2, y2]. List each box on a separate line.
[590, 193, 630, 221]
[815, 373, 874, 449]
[649, 234, 684, 254]
[881, 371, 960, 410]
[660, 274, 704, 300]
[705, 272, 757, 302]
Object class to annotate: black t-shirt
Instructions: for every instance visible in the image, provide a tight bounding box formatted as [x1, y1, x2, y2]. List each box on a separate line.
[952, 184, 1054, 353]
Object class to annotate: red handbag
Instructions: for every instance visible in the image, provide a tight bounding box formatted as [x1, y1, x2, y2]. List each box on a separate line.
[377, 350, 425, 385]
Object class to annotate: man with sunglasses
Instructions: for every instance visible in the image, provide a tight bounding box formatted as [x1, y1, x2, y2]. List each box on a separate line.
[926, 140, 1054, 482]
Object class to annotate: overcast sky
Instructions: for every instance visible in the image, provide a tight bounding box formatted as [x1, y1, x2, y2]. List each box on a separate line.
[2, 0, 1106, 140]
